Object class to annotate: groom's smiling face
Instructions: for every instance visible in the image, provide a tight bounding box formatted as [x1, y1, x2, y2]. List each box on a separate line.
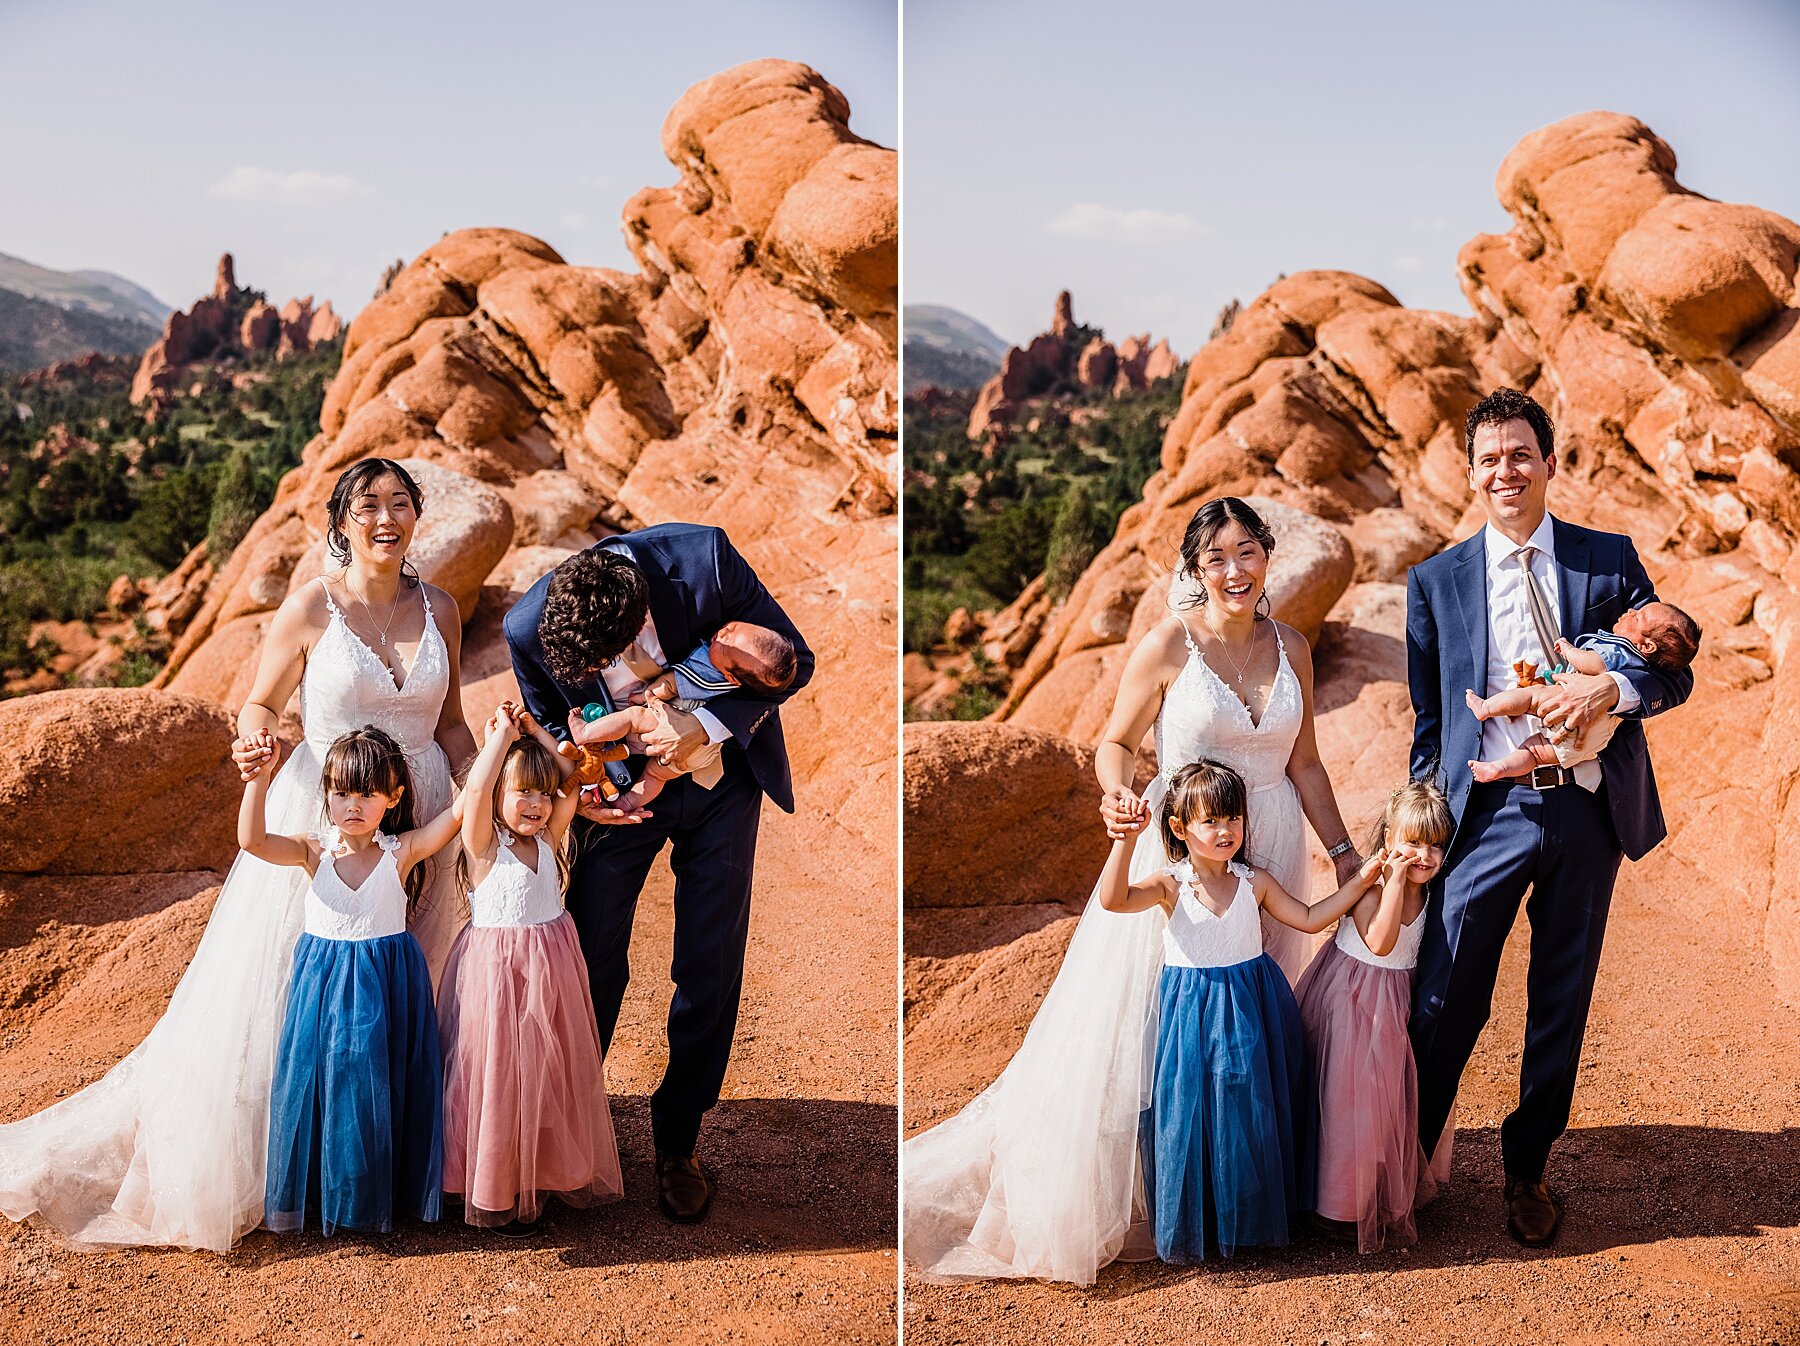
[1469, 417, 1555, 537]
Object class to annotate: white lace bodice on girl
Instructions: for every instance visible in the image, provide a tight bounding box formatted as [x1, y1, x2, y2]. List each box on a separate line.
[306, 833, 408, 940]
[1334, 905, 1426, 970]
[469, 830, 563, 929]
[1163, 860, 1264, 969]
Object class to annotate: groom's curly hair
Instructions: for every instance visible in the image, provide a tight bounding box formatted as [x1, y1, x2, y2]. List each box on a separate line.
[1465, 387, 1555, 463]
[537, 548, 651, 685]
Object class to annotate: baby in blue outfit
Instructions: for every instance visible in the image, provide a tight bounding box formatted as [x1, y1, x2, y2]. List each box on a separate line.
[577, 621, 797, 807]
[1465, 600, 1700, 783]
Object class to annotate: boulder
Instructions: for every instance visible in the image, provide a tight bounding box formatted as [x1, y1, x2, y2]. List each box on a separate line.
[0, 690, 240, 874]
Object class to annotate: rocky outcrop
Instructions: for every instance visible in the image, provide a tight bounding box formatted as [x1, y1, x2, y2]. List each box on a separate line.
[0, 690, 241, 874]
[137, 58, 896, 836]
[973, 115, 1799, 741]
[965, 292, 1181, 440]
[910, 111, 1800, 1042]
[129, 253, 344, 408]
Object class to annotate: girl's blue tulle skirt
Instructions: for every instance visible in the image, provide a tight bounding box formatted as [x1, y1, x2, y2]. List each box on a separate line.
[1139, 952, 1314, 1261]
[265, 931, 444, 1235]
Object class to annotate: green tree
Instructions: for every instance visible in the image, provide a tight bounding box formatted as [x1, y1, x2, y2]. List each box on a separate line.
[1044, 481, 1101, 603]
[964, 497, 1056, 602]
[207, 445, 262, 560]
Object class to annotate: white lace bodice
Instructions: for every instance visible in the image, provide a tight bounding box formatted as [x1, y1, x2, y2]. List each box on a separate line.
[1163, 860, 1264, 969]
[305, 833, 408, 940]
[1334, 905, 1427, 970]
[1156, 622, 1301, 798]
[468, 831, 564, 929]
[302, 578, 449, 766]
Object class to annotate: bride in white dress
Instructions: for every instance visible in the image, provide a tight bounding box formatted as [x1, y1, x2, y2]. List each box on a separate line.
[903, 497, 1365, 1285]
[0, 459, 475, 1251]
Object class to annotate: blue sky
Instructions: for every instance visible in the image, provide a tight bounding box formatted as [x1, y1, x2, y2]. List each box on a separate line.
[0, 0, 896, 316]
[905, 0, 1800, 352]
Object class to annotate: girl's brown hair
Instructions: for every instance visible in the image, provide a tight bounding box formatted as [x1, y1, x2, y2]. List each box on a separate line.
[1160, 759, 1249, 866]
[1366, 779, 1454, 855]
[320, 726, 428, 913]
[453, 738, 574, 902]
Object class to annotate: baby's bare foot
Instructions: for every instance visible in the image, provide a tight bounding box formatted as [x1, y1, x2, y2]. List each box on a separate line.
[1469, 758, 1503, 784]
[1465, 689, 1490, 721]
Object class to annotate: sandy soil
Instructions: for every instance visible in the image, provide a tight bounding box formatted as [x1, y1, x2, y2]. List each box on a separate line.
[0, 802, 899, 1346]
[902, 659, 1800, 1345]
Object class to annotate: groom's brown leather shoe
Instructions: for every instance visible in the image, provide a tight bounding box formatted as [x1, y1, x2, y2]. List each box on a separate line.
[1504, 1177, 1561, 1246]
[656, 1151, 714, 1223]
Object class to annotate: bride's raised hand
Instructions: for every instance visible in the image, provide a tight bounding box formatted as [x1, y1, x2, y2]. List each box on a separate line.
[1100, 786, 1148, 840]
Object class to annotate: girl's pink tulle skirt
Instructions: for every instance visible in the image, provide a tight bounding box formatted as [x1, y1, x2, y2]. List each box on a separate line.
[1296, 939, 1435, 1253]
[437, 912, 623, 1225]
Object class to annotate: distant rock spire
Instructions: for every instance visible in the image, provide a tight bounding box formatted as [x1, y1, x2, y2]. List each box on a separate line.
[212, 253, 237, 299]
[1051, 290, 1074, 337]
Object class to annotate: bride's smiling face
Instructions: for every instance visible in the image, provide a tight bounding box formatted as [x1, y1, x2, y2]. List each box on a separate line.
[1193, 521, 1268, 617]
[343, 472, 418, 567]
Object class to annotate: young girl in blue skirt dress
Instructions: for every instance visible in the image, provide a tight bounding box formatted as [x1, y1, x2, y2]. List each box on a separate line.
[238, 724, 464, 1236]
[1098, 759, 1387, 1263]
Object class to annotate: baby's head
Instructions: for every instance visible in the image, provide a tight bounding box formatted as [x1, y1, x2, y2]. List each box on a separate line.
[494, 738, 564, 840]
[1368, 779, 1453, 886]
[1161, 759, 1248, 866]
[1611, 602, 1701, 674]
[708, 621, 798, 696]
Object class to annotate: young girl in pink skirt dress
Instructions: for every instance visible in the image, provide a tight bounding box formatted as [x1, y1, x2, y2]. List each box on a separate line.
[438, 702, 623, 1233]
[1294, 779, 1452, 1252]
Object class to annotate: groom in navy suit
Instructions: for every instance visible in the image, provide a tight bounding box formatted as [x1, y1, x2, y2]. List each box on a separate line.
[505, 523, 811, 1223]
[1405, 388, 1692, 1246]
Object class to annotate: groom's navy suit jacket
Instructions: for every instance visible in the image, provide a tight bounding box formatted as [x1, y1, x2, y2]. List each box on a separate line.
[1405, 517, 1692, 860]
[503, 523, 813, 813]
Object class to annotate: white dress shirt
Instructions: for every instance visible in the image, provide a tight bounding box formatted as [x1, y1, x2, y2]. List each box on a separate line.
[598, 614, 731, 747]
[1479, 514, 1639, 791]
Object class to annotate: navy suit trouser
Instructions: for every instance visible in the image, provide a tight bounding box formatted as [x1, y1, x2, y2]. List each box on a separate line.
[565, 752, 763, 1158]
[1410, 779, 1624, 1183]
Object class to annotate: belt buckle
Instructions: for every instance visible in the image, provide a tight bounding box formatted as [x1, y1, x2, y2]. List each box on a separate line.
[1527, 764, 1565, 790]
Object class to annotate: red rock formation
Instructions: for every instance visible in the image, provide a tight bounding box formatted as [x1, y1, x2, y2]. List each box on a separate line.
[964, 293, 1181, 441]
[142, 59, 895, 832]
[910, 111, 1800, 1022]
[130, 253, 345, 408]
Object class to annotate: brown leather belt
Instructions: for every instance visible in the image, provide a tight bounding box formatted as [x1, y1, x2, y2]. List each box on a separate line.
[1526, 764, 1576, 789]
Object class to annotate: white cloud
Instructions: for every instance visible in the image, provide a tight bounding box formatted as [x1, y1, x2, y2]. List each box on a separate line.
[1046, 202, 1194, 244]
[208, 167, 357, 205]
[1393, 254, 1423, 273]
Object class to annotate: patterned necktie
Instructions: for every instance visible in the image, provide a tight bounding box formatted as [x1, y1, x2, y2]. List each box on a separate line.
[1515, 545, 1563, 665]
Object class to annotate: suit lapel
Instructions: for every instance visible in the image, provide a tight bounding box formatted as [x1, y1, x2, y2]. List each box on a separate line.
[1551, 517, 1592, 639]
[1451, 534, 1489, 692]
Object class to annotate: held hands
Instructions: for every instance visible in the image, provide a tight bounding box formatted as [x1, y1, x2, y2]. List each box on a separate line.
[233, 729, 280, 782]
[485, 701, 524, 745]
[1100, 786, 1149, 841]
[1332, 845, 1368, 887]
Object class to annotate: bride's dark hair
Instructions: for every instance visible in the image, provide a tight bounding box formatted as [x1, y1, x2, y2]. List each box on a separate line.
[325, 458, 424, 587]
[1160, 759, 1250, 867]
[1174, 497, 1276, 614]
